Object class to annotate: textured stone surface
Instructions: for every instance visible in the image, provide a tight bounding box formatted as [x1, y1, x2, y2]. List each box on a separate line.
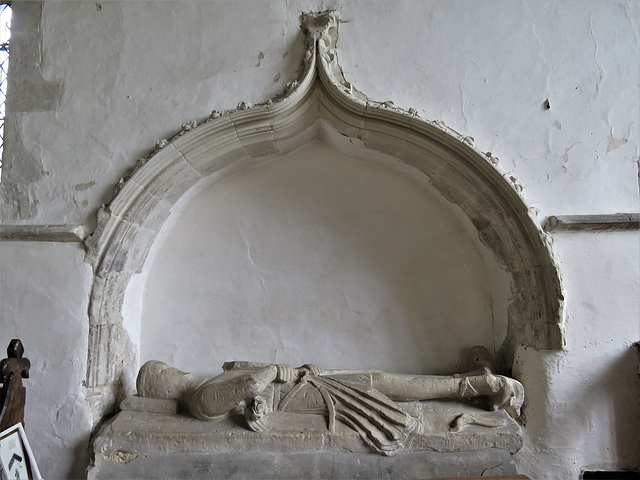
[89, 449, 517, 480]
[119, 396, 179, 415]
[90, 400, 521, 479]
[102, 401, 522, 452]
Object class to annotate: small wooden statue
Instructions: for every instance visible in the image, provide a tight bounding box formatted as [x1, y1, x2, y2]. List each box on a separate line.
[0, 339, 31, 432]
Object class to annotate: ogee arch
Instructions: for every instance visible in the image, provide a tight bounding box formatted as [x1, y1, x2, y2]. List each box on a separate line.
[84, 11, 563, 418]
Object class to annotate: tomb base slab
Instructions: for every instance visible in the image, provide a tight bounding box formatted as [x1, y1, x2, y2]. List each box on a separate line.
[90, 449, 517, 479]
[89, 401, 522, 479]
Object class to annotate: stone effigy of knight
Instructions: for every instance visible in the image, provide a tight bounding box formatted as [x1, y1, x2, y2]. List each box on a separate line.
[136, 346, 524, 456]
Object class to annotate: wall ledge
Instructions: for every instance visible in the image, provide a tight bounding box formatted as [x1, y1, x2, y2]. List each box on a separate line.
[0, 224, 88, 242]
[544, 213, 640, 232]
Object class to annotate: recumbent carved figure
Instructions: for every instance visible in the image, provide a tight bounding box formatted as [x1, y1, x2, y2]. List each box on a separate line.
[136, 346, 524, 456]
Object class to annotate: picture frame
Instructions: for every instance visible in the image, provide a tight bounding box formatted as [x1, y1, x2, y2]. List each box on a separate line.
[0, 423, 43, 480]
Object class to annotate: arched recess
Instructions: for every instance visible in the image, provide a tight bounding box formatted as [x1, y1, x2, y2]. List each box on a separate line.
[83, 12, 563, 417]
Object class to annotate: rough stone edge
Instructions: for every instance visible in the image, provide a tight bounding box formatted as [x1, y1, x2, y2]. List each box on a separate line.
[544, 213, 640, 232]
[0, 224, 88, 242]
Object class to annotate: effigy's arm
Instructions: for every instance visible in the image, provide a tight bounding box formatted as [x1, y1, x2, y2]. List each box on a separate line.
[222, 361, 294, 382]
[222, 361, 273, 371]
[222, 361, 326, 382]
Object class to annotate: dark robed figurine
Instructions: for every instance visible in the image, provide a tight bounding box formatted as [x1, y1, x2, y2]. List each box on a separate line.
[0, 339, 31, 432]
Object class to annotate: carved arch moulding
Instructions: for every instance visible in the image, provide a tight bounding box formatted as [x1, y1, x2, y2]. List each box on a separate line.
[83, 11, 564, 418]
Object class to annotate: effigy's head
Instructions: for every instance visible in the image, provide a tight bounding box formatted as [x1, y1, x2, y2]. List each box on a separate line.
[136, 360, 191, 400]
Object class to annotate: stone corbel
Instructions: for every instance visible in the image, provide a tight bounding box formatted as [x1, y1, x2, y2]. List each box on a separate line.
[544, 213, 640, 232]
[0, 224, 88, 242]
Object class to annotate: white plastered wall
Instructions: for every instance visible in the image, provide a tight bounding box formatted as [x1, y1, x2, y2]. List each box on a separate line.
[0, 1, 638, 479]
[0, 243, 93, 479]
[136, 134, 511, 377]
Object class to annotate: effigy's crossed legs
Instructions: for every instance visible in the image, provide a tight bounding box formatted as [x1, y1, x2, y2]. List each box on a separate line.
[256, 346, 524, 418]
[369, 346, 523, 414]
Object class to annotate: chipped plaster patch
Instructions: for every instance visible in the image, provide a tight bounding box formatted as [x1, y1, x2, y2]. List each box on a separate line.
[75, 181, 96, 191]
[6, 2, 61, 113]
[0, 2, 61, 221]
[606, 134, 627, 153]
[0, 182, 39, 220]
[103, 451, 138, 464]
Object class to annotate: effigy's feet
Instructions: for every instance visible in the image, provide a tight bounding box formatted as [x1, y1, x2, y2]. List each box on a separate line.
[487, 375, 524, 419]
[459, 373, 524, 419]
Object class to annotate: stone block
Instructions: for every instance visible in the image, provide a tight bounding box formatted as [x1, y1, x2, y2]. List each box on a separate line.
[90, 400, 522, 479]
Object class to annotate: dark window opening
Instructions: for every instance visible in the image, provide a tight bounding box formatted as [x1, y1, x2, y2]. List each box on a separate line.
[0, 2, 11, 181]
